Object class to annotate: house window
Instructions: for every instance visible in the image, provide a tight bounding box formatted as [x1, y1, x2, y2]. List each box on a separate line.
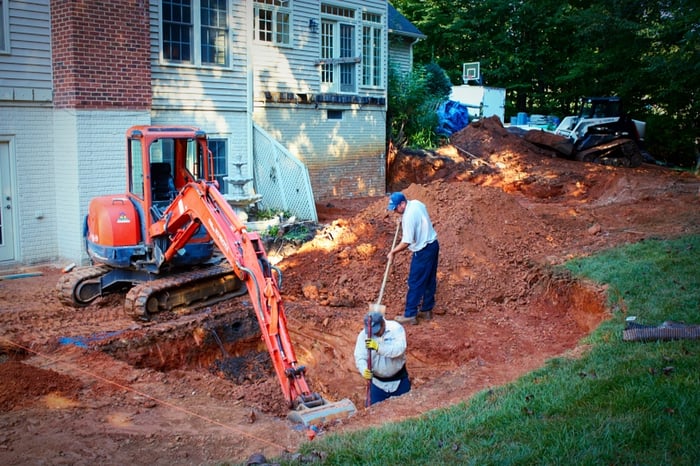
[362, 12, 382, 87]
[201, 0, 228, 65]
[327, 109, 343, 120]
[0, 0, 9, 53]
[254, 0, 291, 46]
[209, 139, 228, 194]
[162, 0, 229, 66]
[320, 4, 356, 93]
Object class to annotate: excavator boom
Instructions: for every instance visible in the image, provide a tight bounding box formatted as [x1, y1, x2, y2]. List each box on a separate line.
[151, 179, 355, 423]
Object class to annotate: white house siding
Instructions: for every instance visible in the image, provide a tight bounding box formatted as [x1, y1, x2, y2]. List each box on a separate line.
[149, 0, 248, 112]
[388, 36, 412, 77]
[148, 1, 252, 201]
[252, 0, 387, 100]
[0, 0, 52, 102]
[252, 0, 388, 200]
[0, 107, 53, 264]
[54, 110, 151, 264]
[250, 0, 319, 97]
[0, 1, 53, 265]
[255, 105, 385, 200]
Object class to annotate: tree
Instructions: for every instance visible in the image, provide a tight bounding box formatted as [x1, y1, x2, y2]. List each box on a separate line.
[392, 0, 699, 166]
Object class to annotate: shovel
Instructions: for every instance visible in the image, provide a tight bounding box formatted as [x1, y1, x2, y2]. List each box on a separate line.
[369, 221, 401, 315]
[365, 316, 373, 407]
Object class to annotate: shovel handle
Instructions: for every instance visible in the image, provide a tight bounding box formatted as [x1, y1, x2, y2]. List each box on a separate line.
[365, 318, 373, 407]
[375, 221, 401, 306]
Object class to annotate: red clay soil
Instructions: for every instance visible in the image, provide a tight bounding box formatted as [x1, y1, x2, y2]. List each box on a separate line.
[1, 117, 699, 465]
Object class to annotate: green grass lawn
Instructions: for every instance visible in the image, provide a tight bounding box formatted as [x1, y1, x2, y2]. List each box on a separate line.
[278, 235, 700, 465]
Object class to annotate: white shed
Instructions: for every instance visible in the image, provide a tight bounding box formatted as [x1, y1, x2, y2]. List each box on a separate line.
[450, 85, 506, 123]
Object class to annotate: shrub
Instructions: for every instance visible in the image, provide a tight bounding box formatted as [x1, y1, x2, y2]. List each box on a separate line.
[388, 62, 452, 149]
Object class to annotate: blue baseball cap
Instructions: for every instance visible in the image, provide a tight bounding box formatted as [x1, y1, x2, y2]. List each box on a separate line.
[387, 192, 406, 211]
[365, 311, 384, 336]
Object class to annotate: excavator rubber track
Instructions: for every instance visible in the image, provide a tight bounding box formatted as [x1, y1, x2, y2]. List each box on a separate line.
[124, 263, 243, 321]
[57, 265, 113, 307]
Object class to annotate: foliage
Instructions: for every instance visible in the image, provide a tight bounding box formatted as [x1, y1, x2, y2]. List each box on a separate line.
[391, 0, 700, 167]
[388, 62, 452, 149]
[266, 224, 280, 237]
[281, 224, 311, 243]
[251, 207, 289, 221]
[645, 113, 698, 167]
[276, 235, 700, 465]
[422, 61, 453, 99]
[262, 223, 314, 249]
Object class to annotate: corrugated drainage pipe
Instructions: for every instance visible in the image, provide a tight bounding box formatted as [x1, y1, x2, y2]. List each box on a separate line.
[623, 320, 700, 342]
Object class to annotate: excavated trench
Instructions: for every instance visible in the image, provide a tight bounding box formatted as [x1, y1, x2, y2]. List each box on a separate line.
[97, 304, 274, 383]
[51, 265, 613, 418]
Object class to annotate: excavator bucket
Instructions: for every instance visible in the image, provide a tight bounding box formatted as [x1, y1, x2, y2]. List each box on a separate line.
[287, 398, 357, 426]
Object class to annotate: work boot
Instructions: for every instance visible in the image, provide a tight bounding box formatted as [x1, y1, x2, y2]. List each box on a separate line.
[394, 315, 418, 325]
[418, 310, 433, 321]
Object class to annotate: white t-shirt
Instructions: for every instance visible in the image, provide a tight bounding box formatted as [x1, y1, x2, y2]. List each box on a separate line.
[401, 199, 437, 252]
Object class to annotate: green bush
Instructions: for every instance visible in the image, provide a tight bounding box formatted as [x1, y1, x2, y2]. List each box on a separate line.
[644, 114, 698, 168]
[388, 62, 452, 150]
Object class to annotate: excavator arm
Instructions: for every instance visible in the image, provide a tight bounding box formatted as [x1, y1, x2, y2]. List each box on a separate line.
[149, 180, 321, 410]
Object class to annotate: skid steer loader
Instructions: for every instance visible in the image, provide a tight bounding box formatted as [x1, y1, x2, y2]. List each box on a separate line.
[526, 96, 647, 167]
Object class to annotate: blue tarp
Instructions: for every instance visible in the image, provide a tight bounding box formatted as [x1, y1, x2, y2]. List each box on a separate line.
[59, 330, 125, 348]
[436, 100, 471, 137]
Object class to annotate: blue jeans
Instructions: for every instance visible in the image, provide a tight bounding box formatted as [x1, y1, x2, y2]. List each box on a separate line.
[404, 240, 439, 317]
[369, 376, 411, 405]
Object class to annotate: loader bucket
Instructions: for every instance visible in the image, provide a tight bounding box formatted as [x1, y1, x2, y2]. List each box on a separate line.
[287, 398, 356, 426]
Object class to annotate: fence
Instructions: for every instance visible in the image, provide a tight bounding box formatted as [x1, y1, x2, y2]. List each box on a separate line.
[252, 124, 318, 221]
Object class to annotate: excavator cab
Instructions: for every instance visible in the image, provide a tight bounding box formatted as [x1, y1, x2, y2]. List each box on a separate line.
[138, 128, 216, 269]
[127, 126, 213, 208]
[150, 162, 177, 202]
[83, 126, 217, 273]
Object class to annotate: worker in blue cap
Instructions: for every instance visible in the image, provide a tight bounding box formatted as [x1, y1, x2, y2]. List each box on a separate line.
[354, 311, 410, 405]
[387, 191, 440, 325]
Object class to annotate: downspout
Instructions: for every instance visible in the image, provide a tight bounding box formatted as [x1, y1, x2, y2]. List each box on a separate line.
[245, 0, 254, 186]
[409, 36, 420, 69]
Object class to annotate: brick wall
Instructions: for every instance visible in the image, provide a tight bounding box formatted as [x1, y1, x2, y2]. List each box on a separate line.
[255, 105, 387, 201]
[51, 0, 151, 109]
[306, 155, 386, 200]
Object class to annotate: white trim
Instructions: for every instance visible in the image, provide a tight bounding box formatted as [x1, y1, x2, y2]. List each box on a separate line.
[157, 0, 232, 69]
[360, 8, 384, 90]
[0, 135, 18, 262]
[252, 0, 294, 48]
[0, 0, 9, 54]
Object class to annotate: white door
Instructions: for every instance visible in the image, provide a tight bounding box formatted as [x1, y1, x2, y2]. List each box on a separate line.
[482, 88, 506, 123]
[0, 142, 16, 262]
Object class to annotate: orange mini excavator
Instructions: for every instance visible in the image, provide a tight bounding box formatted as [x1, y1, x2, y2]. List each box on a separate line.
[58, 125, 355, 425]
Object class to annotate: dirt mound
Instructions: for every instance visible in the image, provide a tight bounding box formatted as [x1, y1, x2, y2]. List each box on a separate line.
[1, 116, 699, 464]
[0, 361, 83, 412]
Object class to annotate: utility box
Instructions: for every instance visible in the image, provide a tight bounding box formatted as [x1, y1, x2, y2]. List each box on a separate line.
[450, 85, 506, 123]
